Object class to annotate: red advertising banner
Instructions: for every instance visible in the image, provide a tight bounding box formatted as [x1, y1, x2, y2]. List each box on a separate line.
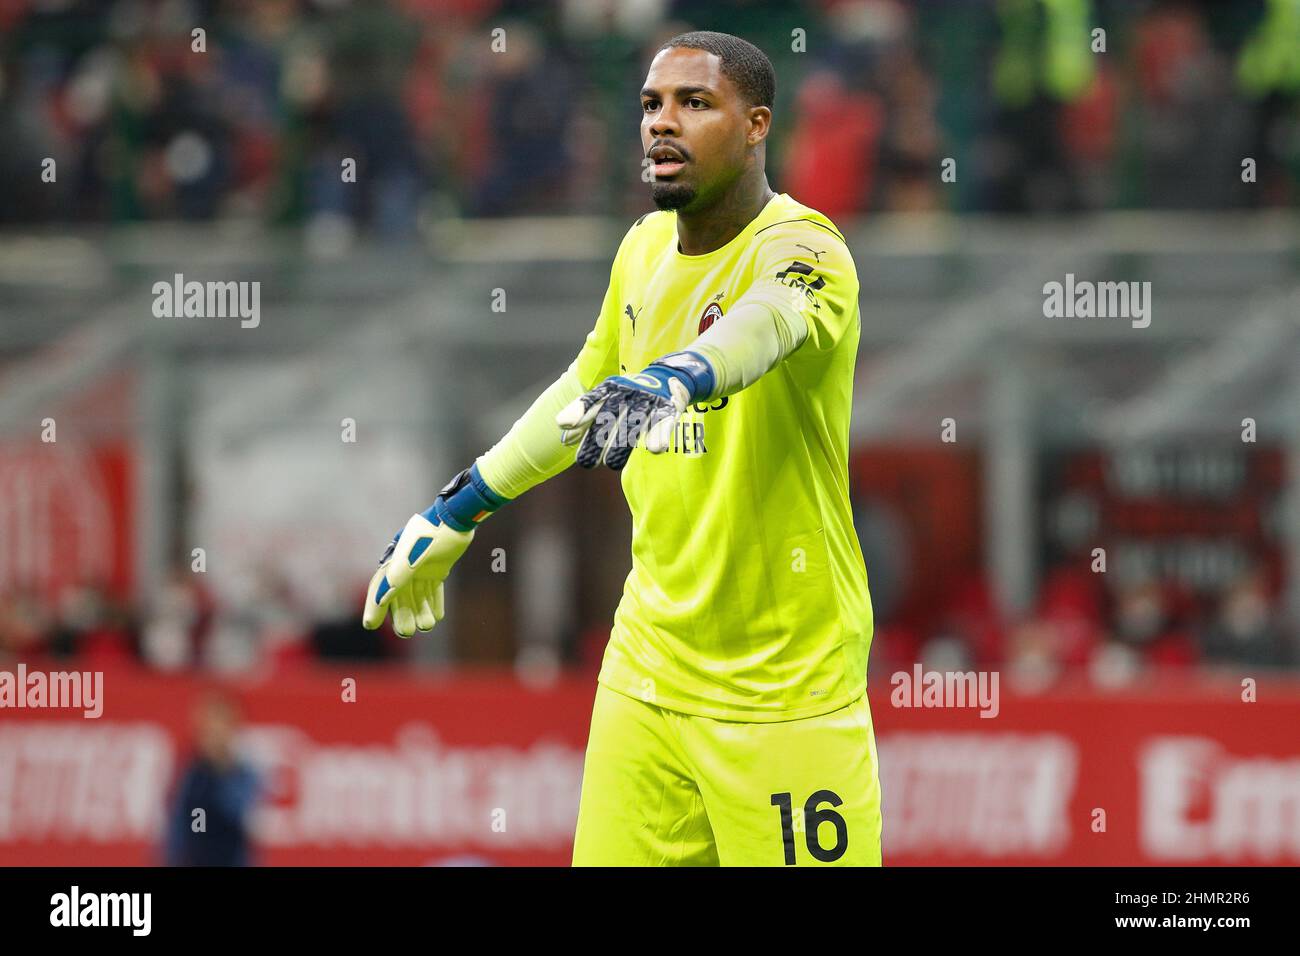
[0, 366, 137, 604]
[877, 671, 1300, 865]
[1, 666, 1297, 866]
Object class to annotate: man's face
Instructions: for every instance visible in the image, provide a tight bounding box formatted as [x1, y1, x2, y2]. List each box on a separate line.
[640, 47, 765, 213]
[196, 698, 237, 764]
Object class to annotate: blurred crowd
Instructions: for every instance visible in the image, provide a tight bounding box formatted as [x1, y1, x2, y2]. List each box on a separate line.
[1, 0, 1298, 238]
[0, 553, 1293, 686]
[0, 568, 418, 673]
[869, 563, 1294, 688]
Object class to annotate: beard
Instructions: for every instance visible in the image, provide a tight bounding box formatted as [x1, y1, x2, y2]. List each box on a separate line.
[650, 181, 697, 211]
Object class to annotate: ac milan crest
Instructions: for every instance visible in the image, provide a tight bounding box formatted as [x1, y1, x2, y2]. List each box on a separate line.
[698, 301, 723, 334]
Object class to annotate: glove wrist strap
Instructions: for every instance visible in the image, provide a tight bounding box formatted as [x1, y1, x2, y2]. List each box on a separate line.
[648, 350, 717, 403]
[424, 463, 509, 532]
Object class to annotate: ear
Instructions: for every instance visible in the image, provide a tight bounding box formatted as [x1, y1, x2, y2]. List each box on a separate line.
[746, 105, 772, 147]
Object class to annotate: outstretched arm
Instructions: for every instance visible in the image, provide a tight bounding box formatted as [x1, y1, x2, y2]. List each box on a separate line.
[361, 235, 628, 635]
[474, 361, 586, 498]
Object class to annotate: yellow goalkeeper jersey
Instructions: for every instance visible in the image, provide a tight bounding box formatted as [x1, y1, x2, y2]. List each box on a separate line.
[574, 193, 872, 722]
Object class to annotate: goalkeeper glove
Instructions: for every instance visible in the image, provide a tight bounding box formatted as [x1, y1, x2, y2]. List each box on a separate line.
[556, 351, 715, 471]
[362, 463, 508, 637]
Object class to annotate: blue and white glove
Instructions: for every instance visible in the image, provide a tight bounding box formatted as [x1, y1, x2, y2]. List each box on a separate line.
[362, 463, 508, 637]
[556, 351, 715, 471]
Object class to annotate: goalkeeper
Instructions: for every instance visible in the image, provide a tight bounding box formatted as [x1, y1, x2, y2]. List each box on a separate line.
[363, 31, 881, 866]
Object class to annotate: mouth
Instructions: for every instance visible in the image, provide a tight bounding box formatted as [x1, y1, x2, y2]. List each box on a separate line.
[648, 146, 687, 179]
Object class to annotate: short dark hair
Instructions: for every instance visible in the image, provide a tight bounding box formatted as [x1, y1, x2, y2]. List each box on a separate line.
[659, 31, 775, 109]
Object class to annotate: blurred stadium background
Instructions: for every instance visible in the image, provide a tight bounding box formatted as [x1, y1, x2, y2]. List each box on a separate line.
[2, 0, 1299, 866]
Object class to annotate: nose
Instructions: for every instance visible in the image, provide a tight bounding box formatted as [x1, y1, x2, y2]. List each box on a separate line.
[648, 103, 681, 139]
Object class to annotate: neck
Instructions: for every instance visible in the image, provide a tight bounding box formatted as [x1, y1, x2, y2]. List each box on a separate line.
[676, 170, 775, 256]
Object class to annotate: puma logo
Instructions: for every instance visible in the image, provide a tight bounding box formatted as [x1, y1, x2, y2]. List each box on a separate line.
[624, 303, 642, 334]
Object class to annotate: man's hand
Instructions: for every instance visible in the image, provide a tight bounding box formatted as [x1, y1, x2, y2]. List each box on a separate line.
[556, 351, 715, 471]
[362, 513, 473, 636]
[361, 464, 506, 636]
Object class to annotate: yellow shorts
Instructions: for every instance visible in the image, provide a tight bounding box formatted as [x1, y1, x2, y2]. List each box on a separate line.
[572, 682, 883, 866]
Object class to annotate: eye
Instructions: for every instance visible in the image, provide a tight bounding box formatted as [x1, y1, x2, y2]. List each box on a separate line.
[686, 97, 708, 108]
[642, 99, 659, 113]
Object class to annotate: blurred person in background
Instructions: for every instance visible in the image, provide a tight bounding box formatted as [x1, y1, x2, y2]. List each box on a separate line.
[1129, 0, 1247, 209]
[781, 68, 883, 219]
[163, 691, 261, 867]
[304, 0, 424, 236]
[1237, 0, 1300, 204]
[875, 43, 943, 211]
[1200, 567, 1289, 669]
[470, 20, 579, 216]
[984, 0, 1096, 213]
[936, 573, 1006, 668]
[141, 566, 214, 671]
[1095, 577, 1198, 681]
[312, 582, 397, 658]
[1007, 564, 1104, 687]
[312, 576, 406, 662]
[49, 581, 137, 665]
[0, 592, 52, 664]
